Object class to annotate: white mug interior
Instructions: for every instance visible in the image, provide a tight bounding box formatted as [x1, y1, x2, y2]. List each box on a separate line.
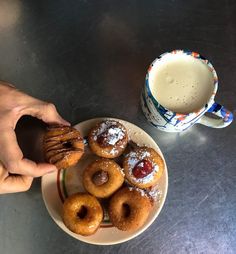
[147, 52, 217, 114]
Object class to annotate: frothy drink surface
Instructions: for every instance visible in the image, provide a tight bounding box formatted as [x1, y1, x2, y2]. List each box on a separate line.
[149, 54, 215, 114]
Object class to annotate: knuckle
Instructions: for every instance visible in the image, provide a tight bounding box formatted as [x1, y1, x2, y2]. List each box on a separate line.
[11, 106, 22, 115]
[2, 107, 21, 120]
[45, 103, 56, 112]
[31, 171, 41, 178]
[5, 161, 19, 173]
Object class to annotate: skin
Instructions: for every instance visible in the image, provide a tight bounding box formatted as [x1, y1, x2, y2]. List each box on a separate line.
[0, 81, 70, 194]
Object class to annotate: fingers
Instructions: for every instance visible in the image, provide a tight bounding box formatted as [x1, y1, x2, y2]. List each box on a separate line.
[0, 83, 64, 194]
[26, 102, 70, 126]
[0, 80, 15, 88]
[0, 129, 57, 177]
[5, 159, 57, 178]
[0, 84, 70, 126]
[0, 163, 33, 194]
[16, 159, 57, 177]
[0, 162, 8, 179]
[0, 175, 33, 194]
[0, 158, 56, 194]
[0, 129, 23, 167]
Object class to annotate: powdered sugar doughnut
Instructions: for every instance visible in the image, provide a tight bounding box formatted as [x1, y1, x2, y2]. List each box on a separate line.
[88, 120, 128, 158]
[123, 147, 164, 189]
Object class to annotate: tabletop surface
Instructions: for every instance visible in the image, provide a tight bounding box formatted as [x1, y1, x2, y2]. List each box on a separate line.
[0, 1, 235, 253]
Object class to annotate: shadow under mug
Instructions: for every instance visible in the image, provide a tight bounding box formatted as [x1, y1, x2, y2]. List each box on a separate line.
[141, 50, 233, 132]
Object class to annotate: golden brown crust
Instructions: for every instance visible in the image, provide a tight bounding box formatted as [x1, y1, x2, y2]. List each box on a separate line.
[44, 126, 84, 169]
[83, 159, 124, 198]
[123, 147, 164, 189]
[62, 193, 103, 236]
[88, 120, 128, 158]
[108, 187, 152, 231]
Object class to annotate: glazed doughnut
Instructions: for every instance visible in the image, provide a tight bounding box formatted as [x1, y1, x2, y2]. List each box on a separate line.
[123, 146, 164, 189]
[88, 120, 128, 158]
[44, 126, 84, 169]
[83, 159, 124, 198]
[62, 193, 103, 236]
[108, 187, 152, 231]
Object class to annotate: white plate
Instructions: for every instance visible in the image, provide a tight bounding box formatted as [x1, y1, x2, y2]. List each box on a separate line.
[41, 118, 168, 245]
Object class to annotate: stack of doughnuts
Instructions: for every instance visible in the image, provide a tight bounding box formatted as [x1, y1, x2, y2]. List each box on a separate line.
[45, 120, 164, 236]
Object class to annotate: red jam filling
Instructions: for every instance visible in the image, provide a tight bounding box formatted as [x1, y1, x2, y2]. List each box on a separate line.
[132, 159, 153, 178]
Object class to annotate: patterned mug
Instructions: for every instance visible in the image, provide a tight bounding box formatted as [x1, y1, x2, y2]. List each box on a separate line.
[141, 50, 233, 132]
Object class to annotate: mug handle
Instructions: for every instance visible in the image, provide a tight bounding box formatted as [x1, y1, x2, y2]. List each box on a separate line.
[198, 102, 234, 128]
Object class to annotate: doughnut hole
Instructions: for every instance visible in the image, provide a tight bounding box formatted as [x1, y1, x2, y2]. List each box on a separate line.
[63, 141, 73, 149]
[122, 203, 131, 218]
[76, 205, 87, 219]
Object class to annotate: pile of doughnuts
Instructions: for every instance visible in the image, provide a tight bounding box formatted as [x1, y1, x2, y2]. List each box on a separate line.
[44, 120, 164, 236]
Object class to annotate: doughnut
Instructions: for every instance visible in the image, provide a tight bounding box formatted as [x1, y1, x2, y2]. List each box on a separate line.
[62, 193, 103, 236]
[88, 120, 128, 158]
[123, 146, 164, 189]
[44, 126, 84, 169]
[108, 187, 152, 231]
[83, 158, 124, 198]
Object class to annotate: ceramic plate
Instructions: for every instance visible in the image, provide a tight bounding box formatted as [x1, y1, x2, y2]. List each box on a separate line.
[41, 118, 168, 245]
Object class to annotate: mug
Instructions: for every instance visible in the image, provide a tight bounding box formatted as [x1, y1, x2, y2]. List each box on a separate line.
[141, 50, 233, 132]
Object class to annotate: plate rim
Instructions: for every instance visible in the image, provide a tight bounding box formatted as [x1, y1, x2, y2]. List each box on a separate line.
[41, 117, 168, 245]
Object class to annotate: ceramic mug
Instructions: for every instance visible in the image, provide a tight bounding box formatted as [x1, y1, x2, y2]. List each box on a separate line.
[141, 50, 233, 132]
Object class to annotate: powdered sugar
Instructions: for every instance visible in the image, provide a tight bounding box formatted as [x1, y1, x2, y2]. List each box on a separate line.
[128, 186, 148, 197]
[110, 147, 119, 155]
[127, 186, 162, 202]
[93, 120, 126, 146]
[148, 187, 162, 202]
[106, 128, 125, 145]
[94, 122, 109, 138]
[138, 162, 144, 167]
[119, 168, 125, 177]
[127, 151, 150, 168]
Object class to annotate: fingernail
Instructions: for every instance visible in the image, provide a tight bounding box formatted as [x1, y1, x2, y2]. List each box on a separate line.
[64, 121, 71, 126]
[61, 119, 71, 126]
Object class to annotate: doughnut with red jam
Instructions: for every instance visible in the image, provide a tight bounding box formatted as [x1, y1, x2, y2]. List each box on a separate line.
[123, 147, 164, 189]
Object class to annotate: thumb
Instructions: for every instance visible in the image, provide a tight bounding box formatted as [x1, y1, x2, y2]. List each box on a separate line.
[15, 159, 58, 177]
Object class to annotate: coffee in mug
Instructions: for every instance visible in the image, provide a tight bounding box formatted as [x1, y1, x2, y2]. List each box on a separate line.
[141, 50, 233, 132]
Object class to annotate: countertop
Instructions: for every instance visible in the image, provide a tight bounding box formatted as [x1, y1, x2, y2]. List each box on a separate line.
[0, 1, 235, 253]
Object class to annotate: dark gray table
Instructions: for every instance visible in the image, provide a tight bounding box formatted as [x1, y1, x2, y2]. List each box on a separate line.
[0, 1, 235, 253]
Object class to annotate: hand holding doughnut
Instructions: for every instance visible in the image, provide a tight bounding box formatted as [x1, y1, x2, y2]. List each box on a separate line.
[0, 81, 70, 194]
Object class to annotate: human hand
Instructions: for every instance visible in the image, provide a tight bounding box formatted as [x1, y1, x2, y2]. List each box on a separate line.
[0, 81, 70, 194]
